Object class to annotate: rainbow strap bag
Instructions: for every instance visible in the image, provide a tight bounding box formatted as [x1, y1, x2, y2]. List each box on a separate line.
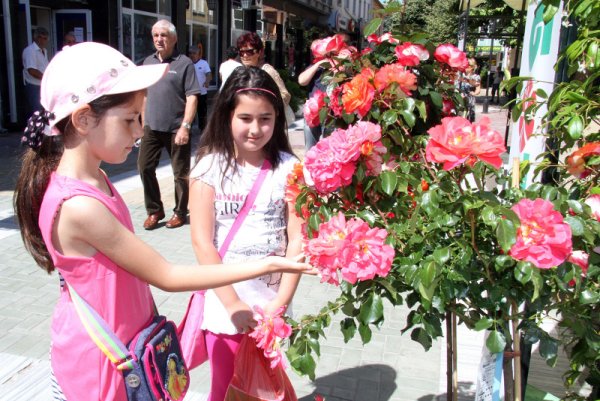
[68, 285, 189, 401]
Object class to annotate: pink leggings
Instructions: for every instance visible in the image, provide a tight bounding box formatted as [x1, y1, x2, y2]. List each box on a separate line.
[205, 331, 244, 401]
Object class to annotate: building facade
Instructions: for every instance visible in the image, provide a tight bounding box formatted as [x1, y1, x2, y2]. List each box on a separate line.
[0, 0, 375, 129]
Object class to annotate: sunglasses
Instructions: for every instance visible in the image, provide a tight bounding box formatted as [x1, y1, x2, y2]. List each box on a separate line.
[239, 48, 258, 57]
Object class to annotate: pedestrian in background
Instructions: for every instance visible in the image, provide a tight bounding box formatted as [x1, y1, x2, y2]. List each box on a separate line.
[138, 19, 200, 230]
[13, 41, 314, 401]
[189, 44, 212, 132]
[62, 31, 77, 49]
[219, 46, 242, 90]
[22, 26, 49, 117]
[189, 66, 303, 401]
[237, 32, 295, 126]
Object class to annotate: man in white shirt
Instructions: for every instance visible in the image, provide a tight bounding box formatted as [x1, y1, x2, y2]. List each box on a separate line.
[189, 45, 212, 132]
[22, 27, 49, 117]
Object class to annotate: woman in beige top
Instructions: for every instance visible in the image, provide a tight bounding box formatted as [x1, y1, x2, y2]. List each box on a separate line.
[236, 32, 291, 106]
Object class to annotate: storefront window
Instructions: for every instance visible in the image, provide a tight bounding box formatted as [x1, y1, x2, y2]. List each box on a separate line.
[122, 13, 133, 60]
[158, 0, 171, 15]
[133, 13, 156, 63]
[133, 0, 156, 13]
[122, 0, 132, 8]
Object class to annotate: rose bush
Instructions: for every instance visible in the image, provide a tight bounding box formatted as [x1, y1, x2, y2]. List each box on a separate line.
[285, 10, 600, 397]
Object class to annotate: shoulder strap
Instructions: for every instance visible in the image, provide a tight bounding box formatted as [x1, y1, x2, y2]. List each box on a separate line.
[67, 283, 137, 370]
[218, 158, 272, 258]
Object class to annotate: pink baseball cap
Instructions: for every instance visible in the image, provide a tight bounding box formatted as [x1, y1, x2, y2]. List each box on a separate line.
[40, 42, 168, 135]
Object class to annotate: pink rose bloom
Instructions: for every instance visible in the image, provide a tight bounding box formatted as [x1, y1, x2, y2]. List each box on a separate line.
[434, 44, 469, 71]
[304, 212, 395, 285]
[373, 63, 418, 95]
[341, 219, 395, 284]
[337, 45, 359, 60]
[509, 199, 573, 269]
[249, 305, 291, 369]
[303, 90, 326, 128]
[367, 32, 400, 45]
[304, 212, 352, 285]
[304, 132, 356, 194]
[585, 194, 600, 221]
[394, 42, 430, 66]
[344, 121, 382, 156]
[425, 116, 506, 170]
[311, 34, 347, 60]
[568, 250, 589, 273]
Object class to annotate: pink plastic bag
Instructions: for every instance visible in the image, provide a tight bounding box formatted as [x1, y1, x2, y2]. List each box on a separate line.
[177, 291, 208, 370]
[224, 335, 297, 401]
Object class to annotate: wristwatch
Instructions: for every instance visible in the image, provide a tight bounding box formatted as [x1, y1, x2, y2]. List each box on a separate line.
[181, 122, 192, 130]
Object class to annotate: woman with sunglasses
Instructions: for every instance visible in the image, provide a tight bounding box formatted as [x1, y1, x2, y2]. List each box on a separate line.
[236, 33, 292, 116]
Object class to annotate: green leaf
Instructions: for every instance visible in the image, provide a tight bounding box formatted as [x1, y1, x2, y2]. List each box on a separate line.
[379, 171, 398, 196]
[363, 18, 382, 37]
[564, 216, 584, 236]
[539, 336, 558, 367]
[340, 318, 357, 343]
[357, 209, 377, 226]
[542, 0, 560, 24]
[308, 337, 321, 356]
[358, 323, 372, 343]
[486, 330, 507, 354]
[579, 289, 600, 305]
[411, 327, 433, 351]
[358, 293, 384, 325]
[420, 260, 438, 287]
[531, 269, 544, 302]
[429, 91, 443, 108]
[474, 318, 494, 331]
[481, 206, 499, 227]
[514, 261, 534, 285]
[421, 191, 439, 215]
[289, 351, 317, 380]
[567, 115, 584, 139]
[496, 219, 517, 252]
[433, 247, 450, 264]
[382, 110, 398, 126]
[308, 213, 322, 232]
[400, 110, 416, 127]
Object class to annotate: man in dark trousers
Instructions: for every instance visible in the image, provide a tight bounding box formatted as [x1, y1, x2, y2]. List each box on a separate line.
[138, 19, 200, 230]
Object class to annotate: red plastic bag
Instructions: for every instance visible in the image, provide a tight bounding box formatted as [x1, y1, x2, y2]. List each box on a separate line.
[177, 291, 208, 369]
[224, 335, 298, 401]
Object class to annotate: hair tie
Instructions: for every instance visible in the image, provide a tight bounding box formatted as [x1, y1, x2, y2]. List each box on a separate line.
[236, 87, 277, 98]
[22, 110, 55, 149]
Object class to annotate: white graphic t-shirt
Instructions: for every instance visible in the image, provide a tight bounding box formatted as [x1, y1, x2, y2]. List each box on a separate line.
[190, 151, 297, 334]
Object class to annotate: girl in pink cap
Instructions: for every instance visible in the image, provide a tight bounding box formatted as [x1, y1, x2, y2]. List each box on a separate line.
[13, 42, 314, 401]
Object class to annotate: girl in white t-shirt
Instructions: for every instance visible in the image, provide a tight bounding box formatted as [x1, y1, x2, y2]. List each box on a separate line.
[189, 66, 303, 401]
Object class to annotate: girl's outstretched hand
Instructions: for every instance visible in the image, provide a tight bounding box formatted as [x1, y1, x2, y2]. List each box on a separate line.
[264, 254, 317, 275]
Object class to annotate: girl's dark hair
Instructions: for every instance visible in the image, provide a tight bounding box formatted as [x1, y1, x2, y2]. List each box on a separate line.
[194, 66, 292, 184]
[236, 32, 263, 52]
[13, 92, 141, 273]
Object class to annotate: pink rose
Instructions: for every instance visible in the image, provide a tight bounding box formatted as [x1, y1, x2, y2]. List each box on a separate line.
[509, 199, 573, 269]
[585, 194, 600, 221]
[434, 44, 469, 71]
[394, 42, 430, 66]
[303, 90, 326, 128]
[304, 131, 357, 194]
[329, 86, 344, 117]
[373, 63, 418, 95]
[425, 116, 506, 170]
[304, 212, 395, 285]
[249, 305, 291, 369]
[367, 32, 400, 45]
[311, 34, 347, 60]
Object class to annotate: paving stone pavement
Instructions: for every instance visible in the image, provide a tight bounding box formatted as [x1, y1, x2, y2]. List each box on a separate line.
[0, 103, 572, 401]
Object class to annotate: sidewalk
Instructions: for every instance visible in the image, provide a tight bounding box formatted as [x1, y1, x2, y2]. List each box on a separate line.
[0, 108, 573, 400]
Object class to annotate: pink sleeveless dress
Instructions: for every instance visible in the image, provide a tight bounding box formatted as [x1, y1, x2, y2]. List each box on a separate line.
[39, 172, 154, 401]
